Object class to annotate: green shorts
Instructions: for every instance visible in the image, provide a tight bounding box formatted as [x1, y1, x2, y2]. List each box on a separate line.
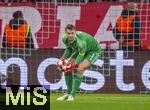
[84, 51, 101, 64]
[72, 50, 101, 64]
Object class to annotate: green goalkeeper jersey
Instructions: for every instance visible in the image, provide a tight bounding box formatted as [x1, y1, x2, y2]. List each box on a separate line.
[62, 31, 102, 64]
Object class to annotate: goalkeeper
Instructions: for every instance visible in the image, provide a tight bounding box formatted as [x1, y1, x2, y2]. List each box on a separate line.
[57, 24, 102, 101]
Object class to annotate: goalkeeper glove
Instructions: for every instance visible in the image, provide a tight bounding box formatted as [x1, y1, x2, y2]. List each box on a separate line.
[65, 64, 78, 75]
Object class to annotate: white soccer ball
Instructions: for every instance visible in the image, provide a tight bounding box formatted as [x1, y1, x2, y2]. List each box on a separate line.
[57, 58, 71, 71]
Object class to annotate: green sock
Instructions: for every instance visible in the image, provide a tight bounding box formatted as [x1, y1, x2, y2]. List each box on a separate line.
[65, 73, 73, 94]
[70, 73, 83, 97]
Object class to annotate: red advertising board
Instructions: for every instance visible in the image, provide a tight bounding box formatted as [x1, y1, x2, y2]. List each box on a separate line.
[0, 2, 149, 49]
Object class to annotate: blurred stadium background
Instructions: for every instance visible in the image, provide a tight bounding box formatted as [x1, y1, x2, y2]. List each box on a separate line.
[0, 0, 150, 110]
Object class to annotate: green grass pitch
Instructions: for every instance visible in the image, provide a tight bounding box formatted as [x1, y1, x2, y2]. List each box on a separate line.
[50, 93, 150, 110]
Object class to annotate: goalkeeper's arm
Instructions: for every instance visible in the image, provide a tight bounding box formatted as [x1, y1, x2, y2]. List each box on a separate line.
[62, 47, 73, 59]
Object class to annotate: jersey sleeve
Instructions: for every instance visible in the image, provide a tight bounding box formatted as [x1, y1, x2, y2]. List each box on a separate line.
[62, 47, 73, 59]
[62, 35, 72, 58]
[75, 40, 86, 64]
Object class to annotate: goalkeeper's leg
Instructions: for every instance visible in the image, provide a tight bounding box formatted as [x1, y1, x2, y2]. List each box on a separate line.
[65, 58, 77, 95]
[57, 72, 73, 101]
[65, 72, 73, 94]
[57, 58, 75, 101]
[68, 60, 90, 100]
[68, 52, 101, 101]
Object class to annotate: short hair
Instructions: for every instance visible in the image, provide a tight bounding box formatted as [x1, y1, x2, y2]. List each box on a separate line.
[65, 24, 76, 31]
[13, 11, 23, 19]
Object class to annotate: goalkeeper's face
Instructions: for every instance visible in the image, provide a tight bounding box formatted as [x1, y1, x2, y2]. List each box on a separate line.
[65, 29, 76, 43]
